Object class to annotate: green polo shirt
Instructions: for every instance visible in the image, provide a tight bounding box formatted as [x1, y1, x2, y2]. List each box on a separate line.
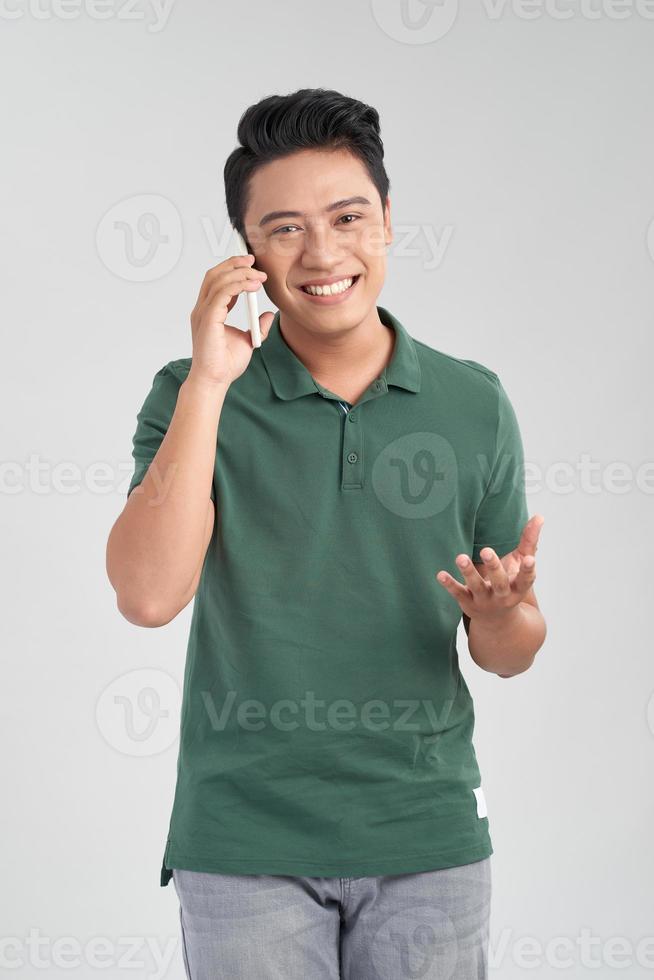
[126, 304, 529, 885]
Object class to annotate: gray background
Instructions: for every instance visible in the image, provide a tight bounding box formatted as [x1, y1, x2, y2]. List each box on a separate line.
[2, 0, 652, 977]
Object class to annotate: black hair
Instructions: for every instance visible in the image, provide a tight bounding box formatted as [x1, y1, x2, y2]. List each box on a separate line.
[224, 87, 390, 248]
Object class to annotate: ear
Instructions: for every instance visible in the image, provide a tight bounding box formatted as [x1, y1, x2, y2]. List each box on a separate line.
[383, 195, 393, 248]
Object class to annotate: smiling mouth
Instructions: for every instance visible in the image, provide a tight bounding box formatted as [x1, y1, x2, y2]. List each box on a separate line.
[299, 275, 360, 297]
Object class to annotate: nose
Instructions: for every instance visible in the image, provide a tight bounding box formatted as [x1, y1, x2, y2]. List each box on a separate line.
[300, 221, 350, 271]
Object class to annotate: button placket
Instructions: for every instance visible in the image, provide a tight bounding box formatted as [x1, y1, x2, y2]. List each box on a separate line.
[316, 378, 387, 491]
[343, 416, 362, 486]
[341, 379, 389, 490]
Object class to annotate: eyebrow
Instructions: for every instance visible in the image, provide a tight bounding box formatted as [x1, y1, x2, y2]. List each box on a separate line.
[258, 196, 373, 228]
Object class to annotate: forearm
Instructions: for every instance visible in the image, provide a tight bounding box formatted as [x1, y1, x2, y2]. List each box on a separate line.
[106, 373, 227, 622]
[467, 602, 547, 677]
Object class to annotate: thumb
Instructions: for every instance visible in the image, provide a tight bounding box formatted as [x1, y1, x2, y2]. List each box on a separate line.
[258, 310, 276, 342]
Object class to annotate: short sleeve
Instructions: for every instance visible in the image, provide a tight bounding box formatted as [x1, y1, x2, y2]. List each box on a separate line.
[472, 376, 529, 561]
[126, 363, 216, 502]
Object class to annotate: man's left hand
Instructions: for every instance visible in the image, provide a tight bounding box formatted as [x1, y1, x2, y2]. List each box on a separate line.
[435, 514, 544, 626]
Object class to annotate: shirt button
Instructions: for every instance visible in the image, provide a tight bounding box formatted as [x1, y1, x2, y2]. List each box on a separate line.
[347, 452, 358, 463]
[348, 412, 357, 422]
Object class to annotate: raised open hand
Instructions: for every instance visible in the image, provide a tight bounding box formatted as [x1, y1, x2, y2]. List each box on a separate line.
[435, 514, 544, 625]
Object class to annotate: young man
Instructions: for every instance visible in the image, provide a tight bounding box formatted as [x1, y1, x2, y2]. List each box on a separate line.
[106, 88, 546, 979]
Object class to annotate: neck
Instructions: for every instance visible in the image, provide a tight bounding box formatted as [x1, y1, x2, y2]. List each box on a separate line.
[277, 306, 396, 405]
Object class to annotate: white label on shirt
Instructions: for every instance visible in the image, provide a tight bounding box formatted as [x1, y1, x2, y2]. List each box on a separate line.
[473, 786, 488, 819]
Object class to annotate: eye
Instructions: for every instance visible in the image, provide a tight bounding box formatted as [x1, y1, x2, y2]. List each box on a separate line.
[273, 214, 361, 235]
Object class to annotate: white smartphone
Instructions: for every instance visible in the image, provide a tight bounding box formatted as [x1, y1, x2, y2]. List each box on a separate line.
[232, 229, 262, 348]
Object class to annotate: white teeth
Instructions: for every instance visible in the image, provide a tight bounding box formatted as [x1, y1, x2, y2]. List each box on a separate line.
[302, 276, 355, 296]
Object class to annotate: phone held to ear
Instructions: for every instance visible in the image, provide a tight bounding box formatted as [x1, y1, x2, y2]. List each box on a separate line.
[233, 229, 262, 348]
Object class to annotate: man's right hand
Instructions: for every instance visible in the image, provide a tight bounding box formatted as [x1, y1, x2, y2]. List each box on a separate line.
[189, 253, 275, 388]
[107, 252, 276, 627]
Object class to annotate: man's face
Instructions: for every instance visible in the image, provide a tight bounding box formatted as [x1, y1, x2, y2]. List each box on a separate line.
[242, 147, 392, 332]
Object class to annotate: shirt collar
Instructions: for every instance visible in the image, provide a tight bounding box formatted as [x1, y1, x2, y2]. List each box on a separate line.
[260, 305, 422, 401]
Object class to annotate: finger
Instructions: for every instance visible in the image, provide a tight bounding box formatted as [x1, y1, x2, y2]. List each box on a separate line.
[435, 570, 473, 608]
[205, 271, 267, 310]
[515, 514, 545, 559]
[221, 308, 276, 349]
[192, 277, 265, 335]
[203, 268, 267, 311]
[197, 255, 257, 306]
[454, 554, 492, 598]
[478, 547, 511, 597]
[512, 553, 537, 596]
[259, 310, 275, 340]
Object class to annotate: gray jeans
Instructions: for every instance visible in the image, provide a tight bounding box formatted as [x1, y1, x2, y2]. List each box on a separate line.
[172, 856, 491, 979]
